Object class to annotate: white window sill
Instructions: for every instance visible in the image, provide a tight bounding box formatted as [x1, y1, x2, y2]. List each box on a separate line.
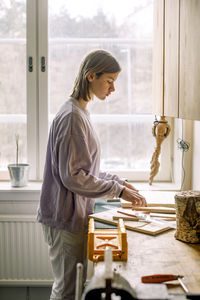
[0, 181, 42, 201]
[0, 181, 42, 191]
[0, 180, 180, 215]
[0, 180, 180, 200]
[0, 181, 42, 215]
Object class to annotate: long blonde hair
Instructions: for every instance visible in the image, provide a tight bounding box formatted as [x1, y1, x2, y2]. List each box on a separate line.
[70, 50, 121, 102]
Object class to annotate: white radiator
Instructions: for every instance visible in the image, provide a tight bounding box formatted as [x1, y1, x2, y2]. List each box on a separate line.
[0, 215, 53, 285]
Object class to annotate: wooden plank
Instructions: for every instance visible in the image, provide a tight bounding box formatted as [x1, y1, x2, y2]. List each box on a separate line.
[132, 206, 176, 214]
[89, 208, 174, 236]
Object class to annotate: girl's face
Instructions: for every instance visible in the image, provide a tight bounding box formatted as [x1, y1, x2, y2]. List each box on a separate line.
[88, 72, 120, 100]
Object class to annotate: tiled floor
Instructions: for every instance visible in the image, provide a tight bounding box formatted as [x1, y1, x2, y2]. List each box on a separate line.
[0, 287, 51, 300]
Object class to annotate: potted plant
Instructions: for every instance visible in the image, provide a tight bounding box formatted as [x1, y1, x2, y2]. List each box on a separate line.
[7, 134, 30, 187]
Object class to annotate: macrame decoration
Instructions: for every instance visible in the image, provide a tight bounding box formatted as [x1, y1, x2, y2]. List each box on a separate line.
[149, 116, 171, 185]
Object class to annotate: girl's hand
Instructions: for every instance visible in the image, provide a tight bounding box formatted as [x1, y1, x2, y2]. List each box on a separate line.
[123, 181, 138, 192]
[121, 186, 147, 207]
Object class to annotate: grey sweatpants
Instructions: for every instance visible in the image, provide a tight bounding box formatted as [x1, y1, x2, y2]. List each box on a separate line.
[42, 224, 88, 300]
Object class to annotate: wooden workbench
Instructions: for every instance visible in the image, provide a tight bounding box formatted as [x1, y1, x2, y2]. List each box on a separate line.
[91, 192, 200, 298]
[123, 229, 200, 293]
[92, 226, 200, 298]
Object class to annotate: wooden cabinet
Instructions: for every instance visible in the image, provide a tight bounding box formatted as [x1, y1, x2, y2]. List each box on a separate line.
[152, 0, 200, 121]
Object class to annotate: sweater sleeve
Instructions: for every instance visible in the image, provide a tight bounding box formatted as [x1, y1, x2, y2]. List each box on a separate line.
[56, 133, 124, 199]
[99, 171, 124, 185]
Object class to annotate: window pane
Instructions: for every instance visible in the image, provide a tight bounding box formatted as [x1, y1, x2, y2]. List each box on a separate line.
[49, 0, 154, 173]
[0, 0, 27, 172]
[91, 115, 155, 171]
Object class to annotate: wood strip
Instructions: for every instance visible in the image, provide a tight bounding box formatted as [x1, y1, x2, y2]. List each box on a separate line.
[117, 210, 138, 218]
[121, 200, 175, 209]
[113, 216, 139, 221]
[132, 206, 176, 214]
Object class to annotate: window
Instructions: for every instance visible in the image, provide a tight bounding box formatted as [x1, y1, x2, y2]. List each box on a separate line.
[0, 0, 26, 180]
[0, 0, 171, 182]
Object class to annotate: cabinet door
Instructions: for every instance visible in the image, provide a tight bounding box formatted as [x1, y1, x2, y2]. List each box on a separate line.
[164, 0, 179, 117]
[152, 0, 165, 116]
[152, 0, 179, 118]
[179, 0, 200, 120]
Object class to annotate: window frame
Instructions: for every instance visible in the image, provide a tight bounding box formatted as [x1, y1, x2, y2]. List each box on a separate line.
[27, 0, 49, 180]
[0, 0, 172, 183]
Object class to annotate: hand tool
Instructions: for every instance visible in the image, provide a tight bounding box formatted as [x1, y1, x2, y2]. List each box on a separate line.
[117, 210, 138, 219]
[141, 274, 189, 294]
[141, 274, 184, 283]
[178, 277, 189, 293]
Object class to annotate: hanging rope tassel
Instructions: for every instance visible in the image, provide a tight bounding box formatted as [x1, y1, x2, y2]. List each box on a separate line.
[149, 116, 171, 185]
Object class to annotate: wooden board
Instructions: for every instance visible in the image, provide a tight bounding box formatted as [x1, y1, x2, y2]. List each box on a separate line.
[89, 208, 174, 236]
[121, 191, 176, 208]
[132, 206, 176, 214]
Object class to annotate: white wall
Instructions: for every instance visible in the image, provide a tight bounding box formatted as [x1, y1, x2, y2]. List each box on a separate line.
[192, 120, 200, 190]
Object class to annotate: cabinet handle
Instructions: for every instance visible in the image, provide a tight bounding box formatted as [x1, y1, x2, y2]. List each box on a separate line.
[41, 56, 46, 72]
[28, 56, 33, 72]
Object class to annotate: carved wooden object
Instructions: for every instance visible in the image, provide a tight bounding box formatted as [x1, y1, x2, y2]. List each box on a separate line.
[175, 191, 200, 243]
[87, 218, 127, 262]
[149, 116, 171, 185]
